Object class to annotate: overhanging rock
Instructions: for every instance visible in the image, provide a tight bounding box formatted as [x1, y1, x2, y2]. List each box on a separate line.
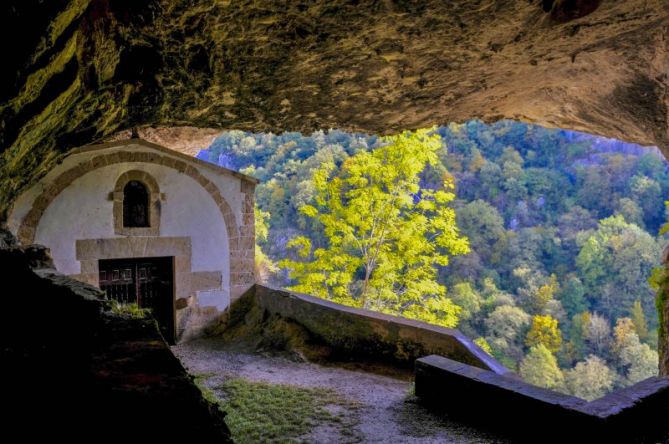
[1, 0, 667, 216]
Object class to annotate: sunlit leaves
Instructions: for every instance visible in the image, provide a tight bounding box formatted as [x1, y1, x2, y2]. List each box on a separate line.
[525, 315, 562, 353]
[280, 128, 469, 328]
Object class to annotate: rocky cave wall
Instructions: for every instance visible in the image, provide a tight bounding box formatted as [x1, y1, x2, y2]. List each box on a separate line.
[0, 0, 667, 219]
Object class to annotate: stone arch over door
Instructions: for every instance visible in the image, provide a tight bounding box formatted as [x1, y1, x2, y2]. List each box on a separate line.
[17, 149, 255, 299]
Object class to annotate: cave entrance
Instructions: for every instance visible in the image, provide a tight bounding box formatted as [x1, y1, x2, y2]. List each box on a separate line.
[99, 256, 175, 344]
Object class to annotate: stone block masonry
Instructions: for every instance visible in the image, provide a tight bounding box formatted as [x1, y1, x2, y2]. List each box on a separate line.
[226, 285, 669, 442]
[243, 285, 508, 372]
[415, 355, 669, 443]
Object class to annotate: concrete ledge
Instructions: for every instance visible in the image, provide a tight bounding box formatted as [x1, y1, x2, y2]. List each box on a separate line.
[415, 355, 669, 443]
[255, 285, 508, 373]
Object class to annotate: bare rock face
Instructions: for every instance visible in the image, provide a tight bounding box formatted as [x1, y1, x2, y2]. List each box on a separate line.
[0, 0, 667, 216]
[107, 126, 220, 156]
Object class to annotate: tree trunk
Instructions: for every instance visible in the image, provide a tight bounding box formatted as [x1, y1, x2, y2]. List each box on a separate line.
[360, 265, 371, 308]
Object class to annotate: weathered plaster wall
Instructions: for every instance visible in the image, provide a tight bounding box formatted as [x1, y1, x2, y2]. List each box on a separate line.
[8, 142, 246, 235]
[31, 162, 229, 280]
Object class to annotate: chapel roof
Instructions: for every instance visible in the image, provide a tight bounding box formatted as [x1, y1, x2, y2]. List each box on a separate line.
[70, 138, 260, 184]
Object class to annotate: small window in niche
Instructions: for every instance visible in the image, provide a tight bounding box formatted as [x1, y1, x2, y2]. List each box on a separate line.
[123, 180, 150, 227]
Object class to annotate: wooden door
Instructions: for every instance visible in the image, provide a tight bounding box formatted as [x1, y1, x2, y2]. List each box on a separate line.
[99, 257, 175, 343]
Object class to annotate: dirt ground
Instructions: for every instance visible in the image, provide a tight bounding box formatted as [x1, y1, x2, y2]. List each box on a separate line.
[173, 337, 507, 443]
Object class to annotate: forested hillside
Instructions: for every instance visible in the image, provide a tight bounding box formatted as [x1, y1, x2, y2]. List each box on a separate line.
[199, 121, 668, 399]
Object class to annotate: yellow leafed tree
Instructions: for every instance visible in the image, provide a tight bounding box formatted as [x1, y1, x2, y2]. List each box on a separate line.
[525, 314, 562, 353]
[280, 129, 470, 328]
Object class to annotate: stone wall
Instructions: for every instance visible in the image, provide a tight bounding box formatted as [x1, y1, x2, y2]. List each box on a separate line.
[415, 355, 669, 443]
[247, 285, 508, 373]
[0, 236, 232, 441]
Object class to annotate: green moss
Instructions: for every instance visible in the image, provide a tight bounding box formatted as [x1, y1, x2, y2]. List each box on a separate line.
[109, 301, 150, 319]
[7, 76, 83, 171]
[202, 377, 361, 444]
[14, 34, 79, 113]
[25, 0, 90, 68]
[658, 274, 668, 374]
[650, 264, 669, 375]
[192, 373, 222, 406]
[42, 0, 90, 57]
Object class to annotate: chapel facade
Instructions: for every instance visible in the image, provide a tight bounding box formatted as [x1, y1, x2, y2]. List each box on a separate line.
[7, 138, 257, 342]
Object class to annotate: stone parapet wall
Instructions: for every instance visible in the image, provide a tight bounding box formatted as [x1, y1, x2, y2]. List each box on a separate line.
[415, 355, 669, 443]
[254, 285, 507, 372]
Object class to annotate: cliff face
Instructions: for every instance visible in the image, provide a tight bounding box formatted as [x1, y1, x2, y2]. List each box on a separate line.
[1, 0, 667, 216]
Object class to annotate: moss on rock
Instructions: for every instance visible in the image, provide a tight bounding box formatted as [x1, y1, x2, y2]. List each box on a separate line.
[657, 267, 669, 376]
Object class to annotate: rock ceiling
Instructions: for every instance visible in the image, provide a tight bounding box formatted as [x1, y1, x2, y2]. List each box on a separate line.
[0, 0, 667, 217]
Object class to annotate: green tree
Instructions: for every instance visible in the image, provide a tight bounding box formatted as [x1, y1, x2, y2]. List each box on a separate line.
[525, 315, 562, 353]
[478, 161, 503, 199]
[456, 200, 507, 265]
[615, 197, 645, 228]
[576, 215, 661, 321]
[622, 340, 658, 384]
[520, 344, 564, 390]
[630, 174, 663, 229]
[254, 206, 278, 284]
[629, 300, 649, 342]
[558, 276, 589, 319]
[613, 317, 658, 383]
[281, 129, 470, 328]
[449, 282, 482, 320]
[513, 268, 559, 314]
[564, 355, 616, 401]
[564, 312, 589, 364]
[474, 337, 493, 355]
[485, 305, 531, 344]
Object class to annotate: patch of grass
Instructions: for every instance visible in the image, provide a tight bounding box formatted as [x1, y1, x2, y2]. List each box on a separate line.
[215, 378, 362, 443]
[192, 373, 220, 406]
[108, 300, 150, 319]
[406, 381, 415, 396]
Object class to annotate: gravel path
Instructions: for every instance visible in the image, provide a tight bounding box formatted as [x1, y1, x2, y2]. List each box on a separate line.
[173, 338, 506, 443]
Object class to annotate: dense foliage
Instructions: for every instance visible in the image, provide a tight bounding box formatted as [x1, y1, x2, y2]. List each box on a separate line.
[279, 130, 469, 327]
[200, 120, 668, 398]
